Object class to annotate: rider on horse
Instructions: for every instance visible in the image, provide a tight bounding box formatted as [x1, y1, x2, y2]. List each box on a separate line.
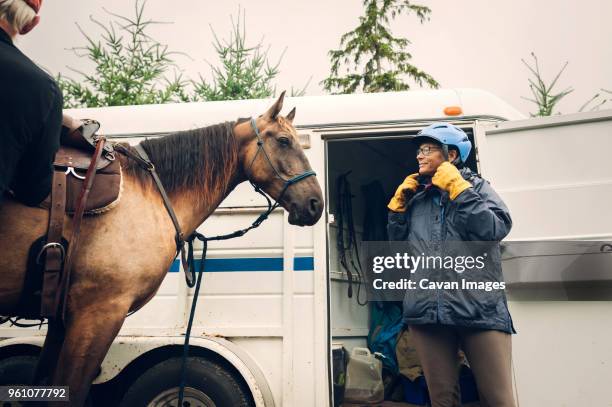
[0, 0, 63, 207]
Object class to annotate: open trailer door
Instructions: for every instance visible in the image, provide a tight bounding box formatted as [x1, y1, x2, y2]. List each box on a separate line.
[322, 122, 481, 406]
[474, 109, 612, 406]
[474, 109, 612, 240]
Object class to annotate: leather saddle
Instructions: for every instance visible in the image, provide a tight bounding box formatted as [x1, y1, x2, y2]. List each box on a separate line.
[40, 119, 122, 214]
[32, 116, 122, 321]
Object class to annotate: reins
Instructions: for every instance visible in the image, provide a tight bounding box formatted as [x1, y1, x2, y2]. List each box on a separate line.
[336, 171, 367, 305]
[116, 117, 316, 406]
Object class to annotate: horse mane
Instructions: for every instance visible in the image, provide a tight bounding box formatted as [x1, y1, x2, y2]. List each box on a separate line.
[123, 121, 241, 206]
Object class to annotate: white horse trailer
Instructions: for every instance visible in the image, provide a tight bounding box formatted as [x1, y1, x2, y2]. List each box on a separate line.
[1, 89, 612, 406]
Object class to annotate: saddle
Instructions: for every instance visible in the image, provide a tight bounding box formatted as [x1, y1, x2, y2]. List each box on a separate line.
[25, 116, 122, 321]
[40, 128, 122, 215]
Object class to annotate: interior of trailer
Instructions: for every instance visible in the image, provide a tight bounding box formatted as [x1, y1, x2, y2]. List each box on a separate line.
[326, 126, 479, 405]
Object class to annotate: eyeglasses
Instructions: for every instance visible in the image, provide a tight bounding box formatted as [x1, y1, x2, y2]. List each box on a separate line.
[416, 146, 442, 157]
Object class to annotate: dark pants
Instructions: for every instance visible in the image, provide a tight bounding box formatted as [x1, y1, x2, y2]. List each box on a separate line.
[410, 324, 516, 407]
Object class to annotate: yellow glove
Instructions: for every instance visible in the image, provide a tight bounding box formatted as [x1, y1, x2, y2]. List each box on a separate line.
[388, 174, 419, 212]
[432, 161, 471, 200]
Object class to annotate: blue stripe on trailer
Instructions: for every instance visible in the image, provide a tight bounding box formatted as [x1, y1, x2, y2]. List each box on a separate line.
[294, 256, 314, 271]
[168, 257, 314, 273]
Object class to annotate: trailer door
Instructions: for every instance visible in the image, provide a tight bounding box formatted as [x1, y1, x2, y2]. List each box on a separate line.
[474, 110, 612, 407]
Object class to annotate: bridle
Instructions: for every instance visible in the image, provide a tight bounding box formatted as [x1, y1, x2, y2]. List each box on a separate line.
[178, 118, 316, 285]
[245, 117, 316, 213]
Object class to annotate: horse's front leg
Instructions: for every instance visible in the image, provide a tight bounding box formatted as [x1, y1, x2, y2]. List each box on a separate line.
[33, 319, 65, 385]
[48, 298, 131, 407]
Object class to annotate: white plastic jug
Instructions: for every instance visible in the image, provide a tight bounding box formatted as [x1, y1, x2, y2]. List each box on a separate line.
[343, 347, 384, 404]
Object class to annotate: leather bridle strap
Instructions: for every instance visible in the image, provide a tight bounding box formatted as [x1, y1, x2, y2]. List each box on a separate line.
[132, 144, 185, 254]
[247, 118, 316, 190]
[245, 118, 317, 218]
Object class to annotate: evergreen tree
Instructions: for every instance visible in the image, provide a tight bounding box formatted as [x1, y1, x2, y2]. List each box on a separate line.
[323, 0, 439, 94]
[58, 0, 190, 108]
[192, 8, 309, 101]
[192, 9, 282, 101]
[521, 52, 573, 116]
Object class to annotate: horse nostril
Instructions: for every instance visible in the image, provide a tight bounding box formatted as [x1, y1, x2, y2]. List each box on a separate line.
[309, 198, 321, 216]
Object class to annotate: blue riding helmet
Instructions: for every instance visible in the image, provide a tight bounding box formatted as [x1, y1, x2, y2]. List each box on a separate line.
[413, 122, 472, 163]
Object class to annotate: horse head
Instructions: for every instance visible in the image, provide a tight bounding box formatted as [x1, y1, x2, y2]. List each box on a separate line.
[235, 92, 324, 226]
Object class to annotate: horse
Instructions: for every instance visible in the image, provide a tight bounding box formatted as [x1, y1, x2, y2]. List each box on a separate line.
[0, 92, 324, 406]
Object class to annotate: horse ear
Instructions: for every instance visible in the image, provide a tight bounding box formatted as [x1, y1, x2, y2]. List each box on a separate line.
[263, 91, 286, 120]
[286, 107, 296, 123]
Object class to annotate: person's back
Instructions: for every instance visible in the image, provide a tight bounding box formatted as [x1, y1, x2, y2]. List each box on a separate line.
[0, 0, 62, 206]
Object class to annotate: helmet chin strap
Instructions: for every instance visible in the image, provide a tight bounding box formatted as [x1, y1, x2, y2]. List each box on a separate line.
[451, 157, 463, 167]
[442, 145, 464, 167]
[441, 144, 449, 161]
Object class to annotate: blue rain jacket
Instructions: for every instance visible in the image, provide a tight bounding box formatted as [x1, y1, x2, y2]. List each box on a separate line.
[387, 168, 515, 333]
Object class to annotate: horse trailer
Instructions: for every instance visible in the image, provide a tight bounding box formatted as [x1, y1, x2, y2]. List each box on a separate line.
[1, 89, 612, 406]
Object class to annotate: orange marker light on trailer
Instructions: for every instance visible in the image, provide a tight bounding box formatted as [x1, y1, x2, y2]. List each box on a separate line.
[444, 106, 463, 116]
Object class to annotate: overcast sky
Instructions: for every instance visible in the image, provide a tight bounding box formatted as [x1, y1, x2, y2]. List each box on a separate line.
[16, 0, 612, 116]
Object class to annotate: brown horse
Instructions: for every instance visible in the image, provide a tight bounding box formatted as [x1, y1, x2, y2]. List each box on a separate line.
[0, 92, 323, 406]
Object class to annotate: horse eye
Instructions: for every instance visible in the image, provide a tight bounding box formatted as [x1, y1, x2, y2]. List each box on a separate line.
[278, 137, 291, 146]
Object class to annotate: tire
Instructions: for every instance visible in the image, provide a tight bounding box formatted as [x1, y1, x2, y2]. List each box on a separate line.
[0, 355, 37, 385]
[119, 356, 254, 407]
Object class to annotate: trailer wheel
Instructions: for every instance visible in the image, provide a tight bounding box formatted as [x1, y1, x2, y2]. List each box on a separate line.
[119, 356, 254, 407]
[0, 355, 37, 385]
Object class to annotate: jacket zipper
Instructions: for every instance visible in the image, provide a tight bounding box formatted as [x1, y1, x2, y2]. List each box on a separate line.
[436, 194, 445, 323]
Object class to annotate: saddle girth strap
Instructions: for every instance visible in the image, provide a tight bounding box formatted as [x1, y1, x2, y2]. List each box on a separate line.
[56, 137, 107, 322]
[40, 170, 67, 317]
